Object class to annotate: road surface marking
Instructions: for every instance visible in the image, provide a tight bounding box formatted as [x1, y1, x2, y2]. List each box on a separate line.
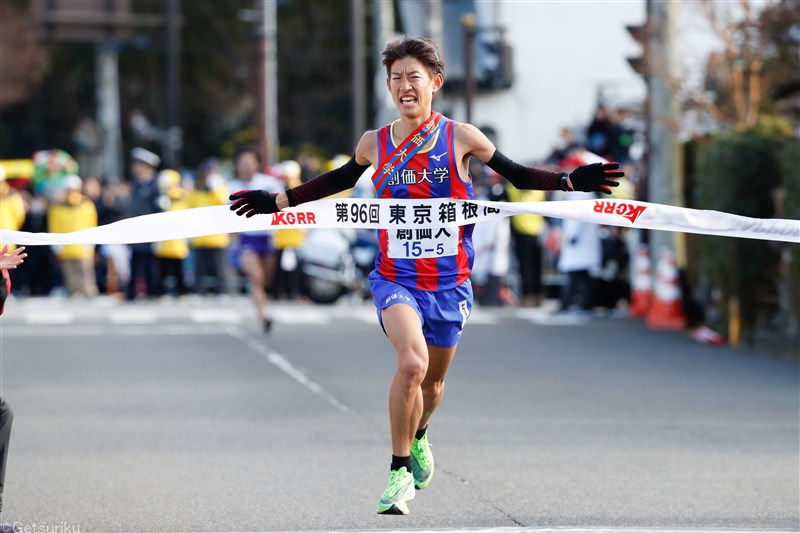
[515, 308, 591, 326]
[0, 524, 762, 533]
[467, 312, 500, 325]
[110, 309, 158, 324]
[0, 325, 232, 337]
[227, 326, 352, 415]
[190, 309, 241, 324]
[271, 308, 330, 325]
[24, 311, 75, 325]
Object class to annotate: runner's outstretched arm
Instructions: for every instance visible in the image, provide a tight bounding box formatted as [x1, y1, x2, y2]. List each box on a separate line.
[230, 134, 376, 218]
[455, 122, 623, 194]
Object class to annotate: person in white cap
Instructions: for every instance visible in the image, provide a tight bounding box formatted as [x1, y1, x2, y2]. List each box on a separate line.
[126, 148, 162, 300]
[131, 147, 161, 169]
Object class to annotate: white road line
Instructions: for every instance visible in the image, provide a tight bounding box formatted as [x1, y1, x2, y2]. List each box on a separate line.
[467, 311, 499, 325]
[0, 325, 233, 337]
[352, 308, 379, 324]
[190, 309, 241, 324]
[23, 311, 75, 325]
[271, 308, 330, 325]
[227, 326, 352, 415]
[110, 309, 158, 324]
[320, 527, 796, 533]
[514, 308, 591, 326]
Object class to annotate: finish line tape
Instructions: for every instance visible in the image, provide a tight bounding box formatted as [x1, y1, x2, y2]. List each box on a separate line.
[2, 198, 798, 246]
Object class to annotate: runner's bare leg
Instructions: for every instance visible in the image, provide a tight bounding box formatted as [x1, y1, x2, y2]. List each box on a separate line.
[419, 344, 457, 430]
[381, 304, 428, 456]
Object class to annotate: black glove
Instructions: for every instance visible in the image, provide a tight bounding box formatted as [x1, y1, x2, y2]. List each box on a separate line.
[229, 189, 279, 218]
[568, 162, 624, 194]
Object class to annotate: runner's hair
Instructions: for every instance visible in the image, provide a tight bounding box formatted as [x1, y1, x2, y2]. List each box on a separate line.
[382, 36, 445, 78]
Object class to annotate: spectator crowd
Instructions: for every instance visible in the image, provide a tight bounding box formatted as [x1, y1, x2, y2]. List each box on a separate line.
[0, 105, 643, 319]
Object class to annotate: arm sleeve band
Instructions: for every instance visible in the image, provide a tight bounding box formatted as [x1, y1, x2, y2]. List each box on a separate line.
[485, 150, 561, 191]
[286, 156, 371, 207]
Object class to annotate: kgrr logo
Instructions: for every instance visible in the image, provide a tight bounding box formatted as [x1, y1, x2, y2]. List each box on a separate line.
[270, 211, 316, 226]
[594, 200, 647, 224]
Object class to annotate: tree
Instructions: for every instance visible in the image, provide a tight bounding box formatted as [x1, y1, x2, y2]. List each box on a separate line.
[758, 0, 800, 119]
[679, 0, 798, 131]
[276, 0, 352, 157]
[688, 0, 767, 130]
[0, 0, 356, 166]
[685, 0, 798, 349]
[0, 0, 46, 109]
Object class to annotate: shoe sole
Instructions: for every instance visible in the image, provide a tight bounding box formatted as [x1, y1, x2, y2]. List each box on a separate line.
[412, 459, 434, 490]
[377, 503, 408, 515]
[414, 478, 431, 490]
[377, 485, 415, 515]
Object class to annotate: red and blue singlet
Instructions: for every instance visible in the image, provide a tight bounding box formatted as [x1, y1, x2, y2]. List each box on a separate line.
[373, 115, 475, 291]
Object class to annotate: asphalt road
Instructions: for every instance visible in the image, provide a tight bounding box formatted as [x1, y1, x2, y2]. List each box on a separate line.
[0, 297, 797, 532]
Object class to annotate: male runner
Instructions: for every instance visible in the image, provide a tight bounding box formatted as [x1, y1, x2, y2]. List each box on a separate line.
[230, 36, 622, 515]
[228, 147, 285, 331]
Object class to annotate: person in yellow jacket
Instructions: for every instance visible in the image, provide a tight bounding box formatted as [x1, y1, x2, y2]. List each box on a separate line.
[506, 180, 547, 307]
[154, 171, 190, 297]
[186, 159, 230, 295]
[271, 160, 307, 299]
[47, 175, 98, 297]
[0, 165, 26, 253]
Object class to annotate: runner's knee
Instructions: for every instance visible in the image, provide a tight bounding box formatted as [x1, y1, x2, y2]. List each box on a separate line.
[421, 379, 444, 400]
[396, 352, 428, 386]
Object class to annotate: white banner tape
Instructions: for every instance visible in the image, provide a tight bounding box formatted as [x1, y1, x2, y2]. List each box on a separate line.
[1, 198, 798, 245]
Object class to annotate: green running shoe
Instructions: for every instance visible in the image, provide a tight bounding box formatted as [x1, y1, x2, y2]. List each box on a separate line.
[377, 466, 415, 515]
[410, 433, 434, 489]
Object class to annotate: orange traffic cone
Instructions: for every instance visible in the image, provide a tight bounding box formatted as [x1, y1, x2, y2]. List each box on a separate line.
[646, 247, 687, 330]
[629, 244, 652, 318]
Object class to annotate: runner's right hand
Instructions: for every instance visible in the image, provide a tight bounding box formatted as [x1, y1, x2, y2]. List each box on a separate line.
[229, 190, 279, 218]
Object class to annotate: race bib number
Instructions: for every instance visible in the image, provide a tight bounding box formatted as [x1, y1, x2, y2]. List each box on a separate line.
[387, 226, 459, 259]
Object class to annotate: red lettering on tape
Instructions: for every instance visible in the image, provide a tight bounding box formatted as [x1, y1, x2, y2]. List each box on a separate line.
[271, 211, 315, 226]
[593, 200, 648, 225]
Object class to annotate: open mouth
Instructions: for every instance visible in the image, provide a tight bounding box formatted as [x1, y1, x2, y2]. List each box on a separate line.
[400, 96, 417, 105]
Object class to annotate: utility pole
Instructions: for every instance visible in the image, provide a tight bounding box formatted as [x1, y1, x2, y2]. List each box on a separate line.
[372, 0, 395, 128]
[428, 0, 442, 48]
[351, 0, 366, 147]
[462, 13, 476, 124]
[164, 0, 182, 168]
[647, 0, 685, 264]
[257, 0, 279, 168]
[429, 0, 442, 110]
[32, 0, 162, 182]
[96, 41, 123, 181]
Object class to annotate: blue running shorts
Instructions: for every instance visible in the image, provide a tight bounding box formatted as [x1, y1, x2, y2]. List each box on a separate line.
[237, 233, 275, 257]
[368, 270, 473, 348]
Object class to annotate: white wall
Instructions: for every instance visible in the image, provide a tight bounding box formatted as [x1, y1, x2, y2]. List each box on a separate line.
[450, 0, 648, 163]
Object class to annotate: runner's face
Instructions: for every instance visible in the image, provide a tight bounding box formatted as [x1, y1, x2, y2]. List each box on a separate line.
[236, 152, 259, 180]
[387, 57, 443, 119]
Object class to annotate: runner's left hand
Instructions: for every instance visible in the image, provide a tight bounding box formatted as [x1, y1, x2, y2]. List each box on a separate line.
[229, 190, 279, 217]
[569, 162, 624, 194]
